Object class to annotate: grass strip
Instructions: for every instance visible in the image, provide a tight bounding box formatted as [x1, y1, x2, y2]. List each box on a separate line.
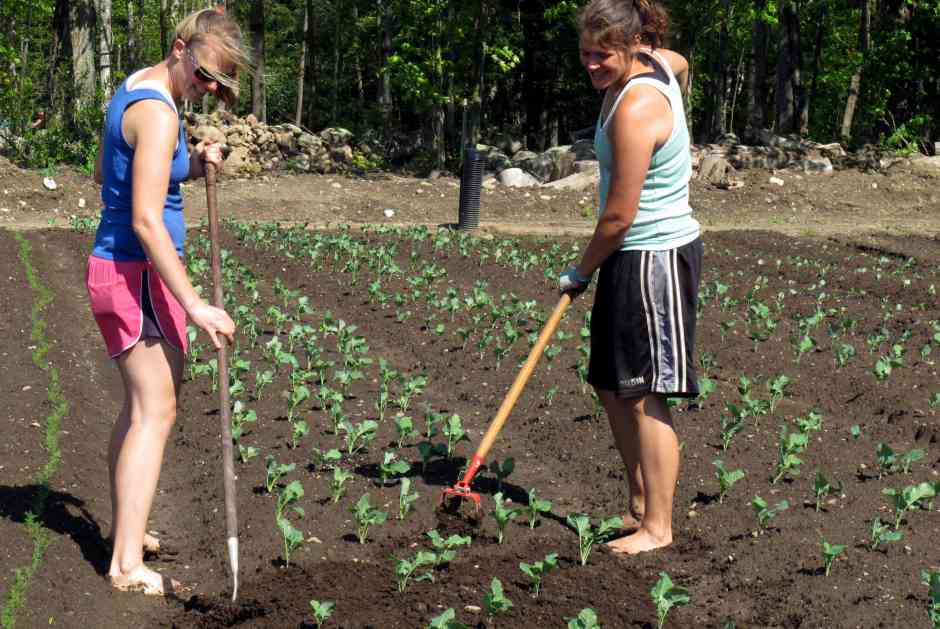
[1, 233, 67, 629]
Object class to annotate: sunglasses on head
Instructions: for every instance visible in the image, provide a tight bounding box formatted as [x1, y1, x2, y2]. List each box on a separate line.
[186, 46, 217, 84]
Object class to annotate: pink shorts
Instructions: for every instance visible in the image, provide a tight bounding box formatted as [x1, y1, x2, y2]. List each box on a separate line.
[86, 256, 188, 358]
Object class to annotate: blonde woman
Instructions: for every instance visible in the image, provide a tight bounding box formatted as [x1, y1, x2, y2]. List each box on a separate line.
[559, 0, 701, 555]
[88, 9, 250, 594]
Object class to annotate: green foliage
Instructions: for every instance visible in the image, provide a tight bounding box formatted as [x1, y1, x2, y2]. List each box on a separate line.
[651, 572, 690, 629]
[566, 513, 623, 566]
[308, 600, 335, 628]
[519, 552, 558, 597]
[483, 578, 513, 616]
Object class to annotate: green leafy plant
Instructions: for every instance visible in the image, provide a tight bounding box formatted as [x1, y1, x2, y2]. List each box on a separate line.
[378, 450, 411, 485]
[772, 425, 809, 484]
[566, 608, 601, 629]
[394, 550, 435, 592]
[813, 470, 843, 512]
[767, 374, 791, 412]
[311, 447, 342, 471]
[567, 513, 624, 566]
[521, 488, 553, 529]
[339, 419, 379, 455]
[426, 529, 471, 567]
[922, 569, 940, 628]
[651, 572, 690, 629]
[489, 458, 515, 491]
[820, 537, 846, 577]
[869, 516, 903, 551]
[882, 482, 937, 529]
[427, 608, 468, 629]
[752, 495, 789, 532]
[719, 405, 745, 451]
[275, 481, 305, 567]
[394, 415, 416, 448]
[265, 456, 296, 493]
[441, 414, 470, 458]
[519, 552, 558, 596]
[417, 441, 448, 472]
[330, 467, 353, 503]
[489, 492, 520, 544]
[308, 600, 335, 628]
[483, 577, 513, 616]
[713, 459, 745, 504]
[398, 477, 420, 520]
[352, 493, 388, 543]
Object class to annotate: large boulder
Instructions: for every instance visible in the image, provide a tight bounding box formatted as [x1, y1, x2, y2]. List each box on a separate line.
[909, 155, 940, 178]
[528, 146, 576, 182]
[697, 154, 738, 187]
[190, 124, 226, 144]
[320, 127, 354, 148]
[492, 132, 523, 157]
[298, 132, 324, 152]
[544, 169, 599, 191]
[571, 139, 596, 161]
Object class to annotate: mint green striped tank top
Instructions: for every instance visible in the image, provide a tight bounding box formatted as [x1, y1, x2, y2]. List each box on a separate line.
[595, 50, 700, 251]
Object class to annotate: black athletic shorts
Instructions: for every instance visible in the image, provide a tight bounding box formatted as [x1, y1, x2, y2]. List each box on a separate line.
[587, 237, 703, 399]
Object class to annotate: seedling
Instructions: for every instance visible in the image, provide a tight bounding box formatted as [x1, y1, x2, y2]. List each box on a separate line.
[441, 414, 470, 458]
[287, 384, 310, 423]
[766, 374, 790, 412]
[330, 467, 353, 503]
[378, 450, 411, 485]
[752, 495, 788, 532]
[394, 415, 416, 448]
[398, 477, 419, 520]
[882, 482, 937, 529]
[393, 550, 435, 592]
[794, 410, 822, 434]
[566, 608, 601, 629]
[339, 419, 379, 455]
[423, 406, 445, 439]
[426, 529, 471, 567]
[713, 459, 745, 504]
[850, 424, 861, 439]
[719, 406, 745, 451]
[772, 425, 808, 484]
[820, 537, 846, 576]
[922, 569, 940, 628]
[308, 600, 335, 628]
[518, 552, 558, 597]
[230, 400, 257, 443]
[427, 608, 468, 629]
[290, 419, 309, 449]
[651, 572, 690, 629]
[812, 470, 843, 512]
[352, 493, 388, 543]
[567, 513, 624, 566]
[521, 488, 553, 528]
[311, 447, 342, 471]
[277, 513, 304, 567]
[489, 493, 520, 544]
[265, 456, 296, 493]
[835, 343, 856, 368]
[237, 444, 259, 463]
[483, 577, 513, 616]
[489, 458, 515, 492]
[869, 516, 903, 550]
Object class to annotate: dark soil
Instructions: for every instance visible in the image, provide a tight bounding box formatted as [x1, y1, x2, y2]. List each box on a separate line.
[0, 160, 939, 628]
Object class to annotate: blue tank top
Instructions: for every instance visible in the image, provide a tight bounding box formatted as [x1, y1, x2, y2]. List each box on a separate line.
[92, 70, 190, 261]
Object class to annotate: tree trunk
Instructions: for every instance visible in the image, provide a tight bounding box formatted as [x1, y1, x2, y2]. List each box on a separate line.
[160, 0, 169, 58]
[98, 0, 113, 100]
[295, 0, 308, 126]
[49, 0, 70, 118]
[467, 0, 486, 147]
[840, 0, 871, 144]
[775, 0, 802, 134]
[712, 0, 733, 138]
[352, 4, 363, 106]
[303, 0, 317, 127]
[804, 4, 827, 136]
[70, 0, 96, 110]
[521, 1, 547, 150]
[331, 0, 342, 122]
[744, 0, 770, 141]
[378, 0, 393, 133]
[250, 0, 266, 122]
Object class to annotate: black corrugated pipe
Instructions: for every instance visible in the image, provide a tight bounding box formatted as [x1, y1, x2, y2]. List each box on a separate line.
[458, 147, 484, 230]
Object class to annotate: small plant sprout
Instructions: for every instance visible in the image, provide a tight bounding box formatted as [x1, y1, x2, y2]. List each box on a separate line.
[882, 482, 937, 530]
[308, 600, 335, 628]
[766, 374, 791, 412]
[566, 608, 601, 629]
[820, 537, 846, 576]
[398, 477, 420, 520]
[900, 448, 926, 474]
[427, 608, 468, 629]
[850, 424, 861, 439]
[490, 493, 520, 544]
[772, 424, 808, 484]
[718, 405, 746, 451]
[441, 414, 470, 458]
[483, 577, 513, 616]
[522, 488, 553, 528]
[290, 419, 309, 449]
[426, 529, 472, 567]
[393, 550, 436, 592]
[651, 572, 690, 629]
[394, 415, 416, 448]
[238, 444, 259, 463]
[922, 569, 940, 628]
[265, 456, 296, 493]
[417, 441, 448, 472]
[275, 481, 305, 567]
[311, 447, 342, 471]
[423, 406, 445, 439]
[352, 493, 388, 543]
[713, 459, 746, 504]
[489, 457, 515, 492]
[378, 450, 411, 485]
[567, 513, 624, 566]
[339, 419, 379, 455]
[813, 470, 843, 512]
[869, 516, 903, 551]
[287, 383, 310, 422]
[330, 467, 353, 503]
[277, 515, 304, 567]
[835, 343, 856, 368]
[794, 410, 822, 434]
[752, 495, 788, 532]
[519, 552, 558, 596]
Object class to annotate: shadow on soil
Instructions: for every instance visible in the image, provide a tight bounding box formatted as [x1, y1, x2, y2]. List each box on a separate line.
[0, 484, 109, 575]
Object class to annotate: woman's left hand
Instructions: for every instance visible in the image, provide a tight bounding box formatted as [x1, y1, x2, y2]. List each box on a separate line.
[196, 140, 224, 174]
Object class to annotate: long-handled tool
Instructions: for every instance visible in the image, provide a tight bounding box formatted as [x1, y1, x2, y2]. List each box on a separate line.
[205, 161, 239, 601]
[442, 292, 573, 510]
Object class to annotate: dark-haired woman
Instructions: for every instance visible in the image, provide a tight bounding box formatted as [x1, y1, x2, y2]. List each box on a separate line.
[558, 0, 702, 555]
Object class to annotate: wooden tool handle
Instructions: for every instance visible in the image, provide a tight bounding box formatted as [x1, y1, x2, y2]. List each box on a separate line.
[474, 292, 572, 460]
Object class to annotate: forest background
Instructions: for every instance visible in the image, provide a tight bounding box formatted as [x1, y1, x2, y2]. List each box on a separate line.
[0, 0, 937, 173]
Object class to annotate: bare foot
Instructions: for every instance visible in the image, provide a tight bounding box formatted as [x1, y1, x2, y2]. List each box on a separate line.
[107, 533, 161, 556]
[607, 528, 672, 555]
[620, 510, 644, 531]
[109, 564, 189, 596]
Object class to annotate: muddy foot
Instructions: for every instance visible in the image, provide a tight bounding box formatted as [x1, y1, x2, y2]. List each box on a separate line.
[109, 564, 189, 596]
[607, 529, 672, 555]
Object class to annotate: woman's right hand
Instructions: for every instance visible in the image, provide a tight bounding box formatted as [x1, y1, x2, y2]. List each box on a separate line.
[187, 301, 235, 349]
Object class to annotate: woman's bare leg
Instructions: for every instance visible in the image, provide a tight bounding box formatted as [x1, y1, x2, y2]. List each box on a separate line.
[108, 338, 183, 594]
[602, 392, 679, 554]
[599, 389, 645, 528]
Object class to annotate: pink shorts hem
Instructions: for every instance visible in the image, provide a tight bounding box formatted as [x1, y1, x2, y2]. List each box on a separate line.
[86, 256, 188, 358]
